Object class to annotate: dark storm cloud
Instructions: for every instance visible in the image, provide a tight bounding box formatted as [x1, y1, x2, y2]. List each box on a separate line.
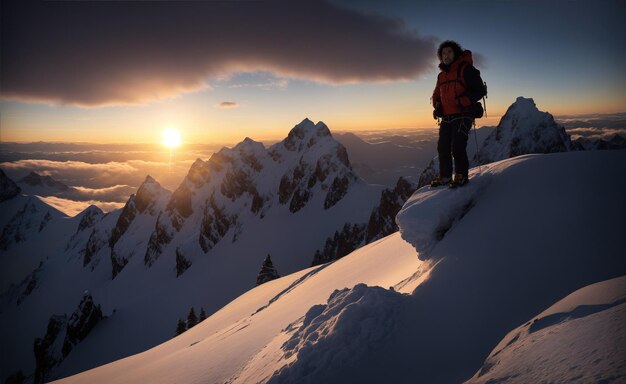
[1, 1, 436, 107]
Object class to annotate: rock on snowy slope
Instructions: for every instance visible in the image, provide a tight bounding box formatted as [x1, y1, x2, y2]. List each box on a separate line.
[311, 176, 417, 266]
[467, 275, 626, 384]
[0, 168, 22, 202]
[109, 175, 171, 278]
[33, 292, 103, 383]
[418, 96, 571, 188]
[53, 149, 626, 384]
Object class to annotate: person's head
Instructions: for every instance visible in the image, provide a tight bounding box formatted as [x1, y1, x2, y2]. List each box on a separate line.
[437, 40, 463, 65]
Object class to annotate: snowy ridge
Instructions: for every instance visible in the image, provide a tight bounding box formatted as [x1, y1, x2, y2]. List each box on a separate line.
[397, 156, 525, 259]
[467, 276, 626, 383]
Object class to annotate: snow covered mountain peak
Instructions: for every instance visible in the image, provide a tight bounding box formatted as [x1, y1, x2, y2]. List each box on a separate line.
[475, 96, 572, 164]
[134, 175, 171, 214]
[508, 96, 539, 114]
[276, 118, 336, 154]
[18, 171, 69, 191]
[75, 205, 103, 233]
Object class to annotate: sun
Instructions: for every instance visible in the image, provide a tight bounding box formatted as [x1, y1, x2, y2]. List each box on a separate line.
[162, 128, 181, 148]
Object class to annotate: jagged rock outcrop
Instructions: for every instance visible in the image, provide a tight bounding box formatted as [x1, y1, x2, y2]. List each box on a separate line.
[311, 223, 367, 266]
[0, 168, 21, 202]
[175, 247, 192, 277]
[144, 212, 175, 267]
[62, 292, 103, 356]
[33, 314, 67, 384]
[199, 194, 234, 253]
[365, 177, 416, 242]
[33, 293, 103, 383]
[311, 177, 417, 266]
[109, 195, 137, 250]
[110, 176, 171, 277]
[83, 227, 108, 267]
[76, 205, 103, 234]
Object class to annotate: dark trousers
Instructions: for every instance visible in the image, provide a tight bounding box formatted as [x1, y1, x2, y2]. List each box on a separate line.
[437, 116, 473, 178]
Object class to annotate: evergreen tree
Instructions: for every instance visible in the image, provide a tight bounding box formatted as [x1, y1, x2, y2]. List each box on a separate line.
[175, 319, 186, 335]
[199, 307, 207, 322]
[187, 307, 198, 329]
[256, 254, 280, 285]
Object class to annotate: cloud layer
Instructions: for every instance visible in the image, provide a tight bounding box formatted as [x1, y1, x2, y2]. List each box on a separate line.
[1, 1, 436, 106]
[556, 112, 626, 140]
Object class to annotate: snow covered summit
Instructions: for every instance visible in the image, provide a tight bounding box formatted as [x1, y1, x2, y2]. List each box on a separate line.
[475, 96, 572, 164]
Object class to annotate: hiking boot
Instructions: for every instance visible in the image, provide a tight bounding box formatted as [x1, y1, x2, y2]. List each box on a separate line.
[449, 173, 469, 188]
[430, 175, 451, 187]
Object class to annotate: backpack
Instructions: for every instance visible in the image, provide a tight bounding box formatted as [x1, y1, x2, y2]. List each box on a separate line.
[457, 62, 488, 118]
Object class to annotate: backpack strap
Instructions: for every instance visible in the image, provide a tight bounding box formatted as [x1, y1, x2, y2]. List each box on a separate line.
[456, 61, 469, 89]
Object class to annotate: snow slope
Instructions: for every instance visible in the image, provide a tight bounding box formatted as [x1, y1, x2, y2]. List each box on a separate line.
[467, 275, 626, 383]
[53, 231, 428, 384]
[54, 149, 626, 383]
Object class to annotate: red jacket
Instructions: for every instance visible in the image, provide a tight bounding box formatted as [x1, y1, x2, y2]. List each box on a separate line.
[432, 50, 484, 116]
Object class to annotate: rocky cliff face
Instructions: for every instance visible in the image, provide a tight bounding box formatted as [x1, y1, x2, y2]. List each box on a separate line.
[0, 169, 21, 202]
[109, 176, 171, 278]
[311, 176, 417, 266]
[33, 293, 103, 383]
